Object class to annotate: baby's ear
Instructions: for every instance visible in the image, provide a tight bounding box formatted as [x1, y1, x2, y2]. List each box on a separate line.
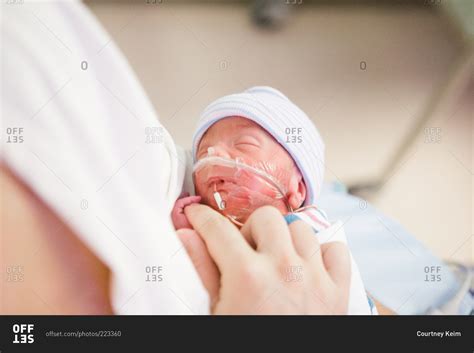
[287, 172, 306, 210]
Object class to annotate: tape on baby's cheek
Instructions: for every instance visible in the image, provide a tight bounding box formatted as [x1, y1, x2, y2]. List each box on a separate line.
[207, 147, 215, 156]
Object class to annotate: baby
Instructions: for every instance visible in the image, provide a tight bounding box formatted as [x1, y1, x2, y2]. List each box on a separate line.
[172, 86, 376, 315]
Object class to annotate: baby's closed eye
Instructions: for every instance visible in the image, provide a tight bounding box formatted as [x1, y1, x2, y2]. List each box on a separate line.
[234, 136, 261, 148]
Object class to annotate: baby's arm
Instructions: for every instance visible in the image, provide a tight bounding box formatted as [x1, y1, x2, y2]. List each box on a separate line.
[171, 193, 201, 229]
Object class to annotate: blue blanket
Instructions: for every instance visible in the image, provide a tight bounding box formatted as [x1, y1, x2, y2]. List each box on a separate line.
[318, 182, 472, 315]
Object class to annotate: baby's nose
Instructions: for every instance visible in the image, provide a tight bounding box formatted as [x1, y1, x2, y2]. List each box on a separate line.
[207, 145, 231, 159]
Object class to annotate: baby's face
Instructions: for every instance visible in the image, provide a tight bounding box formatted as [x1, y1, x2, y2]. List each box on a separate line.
[194, 116, 304, 222]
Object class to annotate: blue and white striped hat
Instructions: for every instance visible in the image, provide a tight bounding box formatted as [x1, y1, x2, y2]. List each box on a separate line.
[192, 86, 325, 205]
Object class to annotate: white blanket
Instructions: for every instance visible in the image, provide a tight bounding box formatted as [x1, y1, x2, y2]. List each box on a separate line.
[317, 222, 376, 315]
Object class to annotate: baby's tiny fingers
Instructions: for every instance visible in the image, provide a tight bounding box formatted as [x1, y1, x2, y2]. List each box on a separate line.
[174, 197, 200, 211]
[181, 195, 202, 206]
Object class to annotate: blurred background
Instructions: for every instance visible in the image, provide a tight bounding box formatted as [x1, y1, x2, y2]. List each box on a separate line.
[86, 0, 472, 264]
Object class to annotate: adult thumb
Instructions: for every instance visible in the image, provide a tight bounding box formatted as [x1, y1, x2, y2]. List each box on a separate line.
[176, 228, 220, 308]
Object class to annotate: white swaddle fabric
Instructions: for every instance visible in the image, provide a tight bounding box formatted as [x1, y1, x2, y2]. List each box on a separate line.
[2, 0, 209, 314]
[316, 222, 375, 315]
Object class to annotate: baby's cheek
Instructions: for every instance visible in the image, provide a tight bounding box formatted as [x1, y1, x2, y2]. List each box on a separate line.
[194, 179, 211, 205]
[194, 176, 202, 193]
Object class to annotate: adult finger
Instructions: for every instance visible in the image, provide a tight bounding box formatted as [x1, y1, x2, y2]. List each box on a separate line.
[288, 220, 323, 262]
[321, 242, 351, 288]
[240, 206, 296, 258]
[176, 228, 220, 306]
[184, 204, 254, 272]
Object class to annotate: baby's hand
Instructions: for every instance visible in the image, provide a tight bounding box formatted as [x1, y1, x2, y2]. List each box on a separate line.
[171, 193, 202, 229]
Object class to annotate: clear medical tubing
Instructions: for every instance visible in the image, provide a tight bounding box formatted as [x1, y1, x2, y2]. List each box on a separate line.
[193, 156, 294, 226]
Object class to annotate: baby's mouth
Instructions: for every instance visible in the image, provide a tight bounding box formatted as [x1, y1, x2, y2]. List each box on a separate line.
[206, 176, 236, 190]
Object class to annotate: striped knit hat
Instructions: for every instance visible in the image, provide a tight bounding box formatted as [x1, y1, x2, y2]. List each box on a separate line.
[192, 86, 325, 205]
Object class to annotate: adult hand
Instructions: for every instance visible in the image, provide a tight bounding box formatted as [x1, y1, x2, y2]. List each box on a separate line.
[178, 204, 351, 314]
